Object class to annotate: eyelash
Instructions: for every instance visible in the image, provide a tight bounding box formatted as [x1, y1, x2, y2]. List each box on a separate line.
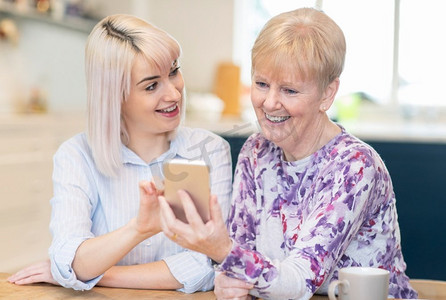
[145, 82, 157, 91]
[256, 81, 268, 88]
[144, 67, 181, 91]
[284, 88, 298, 95]
[256, 82, 298, 95]
[169, 66, 180, 76]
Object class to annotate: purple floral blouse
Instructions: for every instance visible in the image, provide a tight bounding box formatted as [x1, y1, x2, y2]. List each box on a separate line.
[218, 127, 418, 299]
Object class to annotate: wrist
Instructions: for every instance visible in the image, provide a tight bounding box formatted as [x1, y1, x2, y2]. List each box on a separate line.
[127, 218, 157, 241]
[212, 238, 233, 264]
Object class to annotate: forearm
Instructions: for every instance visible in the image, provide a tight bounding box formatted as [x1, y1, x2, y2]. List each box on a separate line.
[73, 218, 153, 281]
[219, 243, 309, 299]
[97, 261, 182, 289]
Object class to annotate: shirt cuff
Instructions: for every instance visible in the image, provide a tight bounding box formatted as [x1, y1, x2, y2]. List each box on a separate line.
[49, 236, 102, 290]
[163, 250, 215, 293]
[217, 242, 276, 285]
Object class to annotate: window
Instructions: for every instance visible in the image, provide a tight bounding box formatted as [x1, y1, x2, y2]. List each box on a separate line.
[234, 0, 446, 113]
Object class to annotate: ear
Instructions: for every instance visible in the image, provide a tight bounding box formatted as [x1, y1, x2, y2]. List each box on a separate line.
[319, 78, 340, 112]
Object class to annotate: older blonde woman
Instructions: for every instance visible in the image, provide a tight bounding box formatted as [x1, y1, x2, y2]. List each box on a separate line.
[159, 8, 418, 300]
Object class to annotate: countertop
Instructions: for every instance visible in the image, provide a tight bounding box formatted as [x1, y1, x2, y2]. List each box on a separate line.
[185, 115, 446, 144]
[1, 110, 446, 144]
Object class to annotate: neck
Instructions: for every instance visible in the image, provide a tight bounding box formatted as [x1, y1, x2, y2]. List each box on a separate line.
[282, 117, 340, 162]
[126, 132, 171, 163]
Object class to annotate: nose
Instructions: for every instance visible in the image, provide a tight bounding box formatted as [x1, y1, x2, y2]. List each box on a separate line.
[163, 80, 182, 102]
[263, 89, 282, 111]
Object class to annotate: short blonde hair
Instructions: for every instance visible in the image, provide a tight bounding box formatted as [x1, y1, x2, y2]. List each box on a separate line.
[85, 14, 181, 177]
[251, 7, 346, 92]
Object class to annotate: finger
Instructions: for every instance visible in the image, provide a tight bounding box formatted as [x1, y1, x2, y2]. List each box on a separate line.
[217, 273, 254, 290]
[159, 195, 200, 246]
[8, 267, 45, 284]
[13, 274, 44, 285]
[215, 286, 251, 299]
[13, 272, 57, 286]
[139, 180, 153, 195]
[178, 190, 205, 228]
[8, 261, 47, 282]
[209, 194, 224, 224]
[158, 196, 180, 237]
[137, 181, 158, 227]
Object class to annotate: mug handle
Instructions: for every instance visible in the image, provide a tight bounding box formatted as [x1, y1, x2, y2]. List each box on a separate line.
[328, 279, 350, 300]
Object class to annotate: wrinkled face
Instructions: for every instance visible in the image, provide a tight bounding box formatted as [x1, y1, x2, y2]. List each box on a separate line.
[121, 55, 184, 139]
[251, 63, 326, 148]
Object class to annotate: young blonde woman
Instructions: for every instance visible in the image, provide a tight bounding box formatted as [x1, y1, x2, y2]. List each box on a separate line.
[8, 14, 232, 293]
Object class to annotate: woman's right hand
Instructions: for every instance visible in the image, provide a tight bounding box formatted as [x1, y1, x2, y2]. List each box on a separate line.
[214, 272, 254, 300]
[7, 259, 59, 286]
[159, 191, 232, 263]
[134, 180, 163, 237]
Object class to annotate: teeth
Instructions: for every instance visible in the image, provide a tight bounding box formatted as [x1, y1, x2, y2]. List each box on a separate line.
[159, 104, 177, 113]
[265, 113, 290, 123]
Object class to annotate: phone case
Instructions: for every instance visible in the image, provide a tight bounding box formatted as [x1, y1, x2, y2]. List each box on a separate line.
[163, 159, 210, 223]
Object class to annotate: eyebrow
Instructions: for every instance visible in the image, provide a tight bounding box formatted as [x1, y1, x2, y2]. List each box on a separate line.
[135, 60, 178, 86]
[136, 75, 160, 86]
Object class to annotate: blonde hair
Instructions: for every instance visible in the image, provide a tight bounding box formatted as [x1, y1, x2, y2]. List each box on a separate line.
[85, 14, 181, 177]
[251, 7, 346, 92]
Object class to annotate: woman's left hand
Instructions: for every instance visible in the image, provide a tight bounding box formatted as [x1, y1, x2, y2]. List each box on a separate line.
[7, 259, 59, 286]
[214, 272, 254, 300]
[159, 190, 232, 263]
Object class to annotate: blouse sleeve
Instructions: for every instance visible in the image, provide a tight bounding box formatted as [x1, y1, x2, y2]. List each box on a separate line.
[219, 138, 386, 299]
[48, 138, 102, 290]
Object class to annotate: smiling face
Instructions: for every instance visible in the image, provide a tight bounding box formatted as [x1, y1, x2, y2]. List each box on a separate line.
[251, 62, 338, 159]
[121, 55, 184, 141]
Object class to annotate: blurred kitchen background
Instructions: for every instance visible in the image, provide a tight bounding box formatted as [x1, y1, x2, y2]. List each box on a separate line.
[1, 0, 446, 281]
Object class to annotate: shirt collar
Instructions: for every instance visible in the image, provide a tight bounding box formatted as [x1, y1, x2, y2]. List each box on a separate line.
[121, 128, 190, 167]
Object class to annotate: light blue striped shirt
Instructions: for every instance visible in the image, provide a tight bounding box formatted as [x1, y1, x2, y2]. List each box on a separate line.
[48, 127, 232, 292]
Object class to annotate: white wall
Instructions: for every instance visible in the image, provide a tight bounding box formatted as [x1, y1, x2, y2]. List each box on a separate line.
[0, 0, 235, 113]
[138, 0, 235, 94]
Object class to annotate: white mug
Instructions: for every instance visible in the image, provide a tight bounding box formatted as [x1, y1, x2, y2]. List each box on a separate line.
[328, 267, 390, 300]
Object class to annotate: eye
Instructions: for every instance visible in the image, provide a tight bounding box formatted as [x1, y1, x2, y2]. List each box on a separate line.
[145, 82, 158, 91]
[169, 67, 180, 77]
[255, 81, 268, 89]
[283, 88, 298, 95]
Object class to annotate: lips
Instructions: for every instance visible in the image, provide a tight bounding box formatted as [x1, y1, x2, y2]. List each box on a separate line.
[265, 113, 290, 123]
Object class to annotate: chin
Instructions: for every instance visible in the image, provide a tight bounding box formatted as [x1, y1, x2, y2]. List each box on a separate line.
[262, 123, 298, 145]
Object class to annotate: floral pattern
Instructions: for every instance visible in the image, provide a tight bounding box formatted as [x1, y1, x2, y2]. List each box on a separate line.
[219, 127, 418, 300]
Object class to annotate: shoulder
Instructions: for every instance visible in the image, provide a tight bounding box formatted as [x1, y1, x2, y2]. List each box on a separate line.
[55, 132, 93, 162]
[175, 126, 230, 158]
[322, 130, 389, 178]
[332, 132, 382, 164]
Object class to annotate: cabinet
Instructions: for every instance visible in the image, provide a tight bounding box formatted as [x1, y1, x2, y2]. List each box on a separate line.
[0, 1, 97, 33]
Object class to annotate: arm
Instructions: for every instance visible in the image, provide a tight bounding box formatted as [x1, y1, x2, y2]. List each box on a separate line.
[72, 180, 160, 281]
[97, 261, 181, 289]
[158, 131, 234, 293]
[48, 139, 176, 290]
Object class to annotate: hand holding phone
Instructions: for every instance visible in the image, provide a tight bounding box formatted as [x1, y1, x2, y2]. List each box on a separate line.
[163, 159, 210, 223]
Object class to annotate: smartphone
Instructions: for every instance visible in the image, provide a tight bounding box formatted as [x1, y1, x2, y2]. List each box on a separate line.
[163, 158, 210, 223]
